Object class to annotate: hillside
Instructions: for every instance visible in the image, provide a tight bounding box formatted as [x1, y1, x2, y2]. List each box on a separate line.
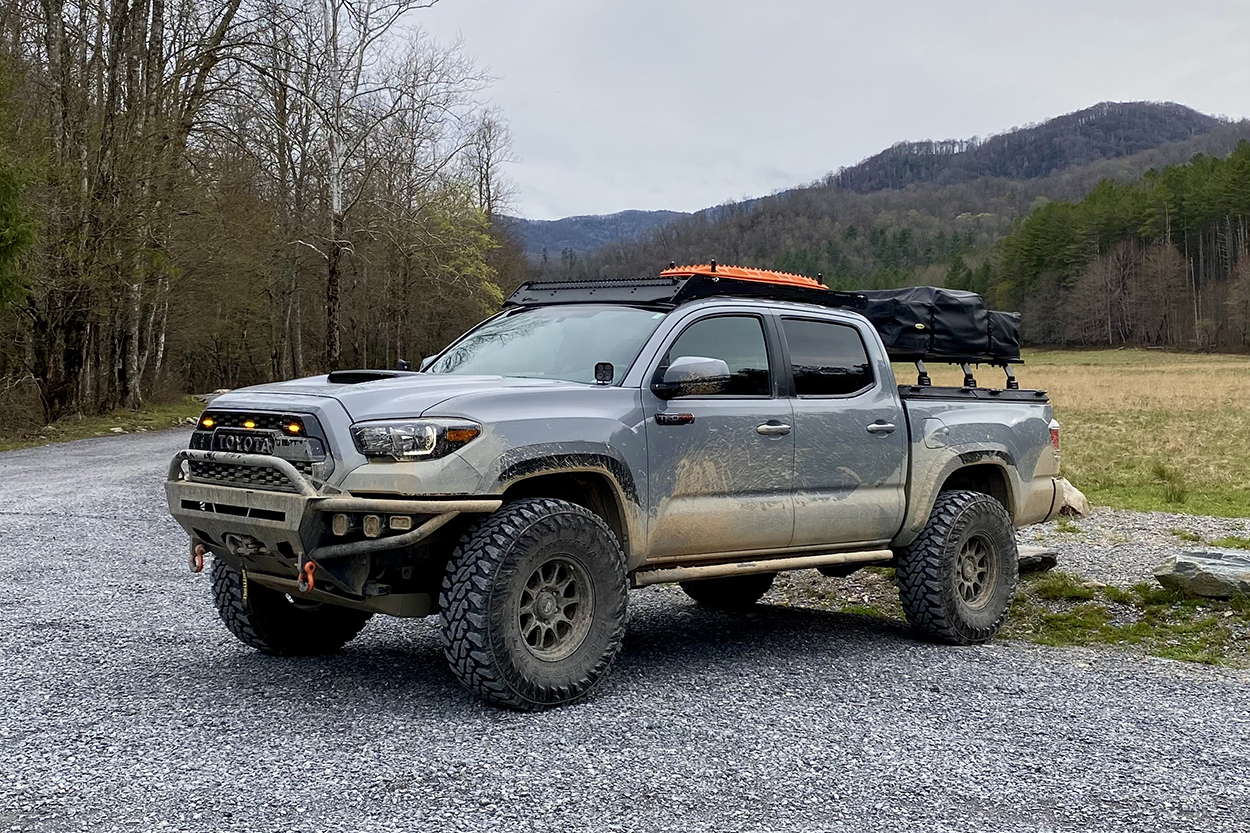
[829, 102, 1224, 192]
[500, 210, 688, 259]
[557, 104, 1250, 292]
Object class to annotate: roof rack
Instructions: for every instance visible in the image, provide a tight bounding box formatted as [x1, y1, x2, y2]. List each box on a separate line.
[505, 273, 868, 313]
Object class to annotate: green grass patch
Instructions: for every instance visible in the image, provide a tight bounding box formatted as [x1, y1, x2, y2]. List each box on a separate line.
[1004, 572, 1250, 666]
[0, 397, 203, 452]
[1054, 517, 1082, 534]
[1209, 536, 1250, 550]
[1169, 528, 1202, 543]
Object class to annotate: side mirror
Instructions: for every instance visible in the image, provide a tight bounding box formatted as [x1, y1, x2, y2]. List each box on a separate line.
[418, 356, 435, 371]
[652, 355, 731, 399]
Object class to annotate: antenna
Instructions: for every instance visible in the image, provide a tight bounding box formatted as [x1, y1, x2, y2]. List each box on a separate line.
[710, 259, 717, 273]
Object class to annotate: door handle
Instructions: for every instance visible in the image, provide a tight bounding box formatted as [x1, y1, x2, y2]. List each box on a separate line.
[756, 422, 792, 436]
[866, 422, 897, 435]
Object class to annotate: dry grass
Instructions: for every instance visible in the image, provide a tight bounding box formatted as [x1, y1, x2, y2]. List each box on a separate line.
[895, 349, 1250, 517]
[0, 397, 204, 452]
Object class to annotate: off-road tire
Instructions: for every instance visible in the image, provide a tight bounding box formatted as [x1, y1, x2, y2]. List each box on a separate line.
[679, 573, 776, 611]
[439, 498, 628, 711]
[210, 559, 372, 656]
[895, 489, 1017, 645]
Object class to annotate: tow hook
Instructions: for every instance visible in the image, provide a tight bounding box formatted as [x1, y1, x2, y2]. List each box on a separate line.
[297, 560, 318, 593]
[189, 544, 206, 574]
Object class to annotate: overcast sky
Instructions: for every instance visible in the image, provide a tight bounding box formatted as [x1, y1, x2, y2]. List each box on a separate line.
[416, 0, 1250, 220]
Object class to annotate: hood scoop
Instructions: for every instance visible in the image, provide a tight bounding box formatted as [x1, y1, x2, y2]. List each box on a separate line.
[327, 369, 420, 385]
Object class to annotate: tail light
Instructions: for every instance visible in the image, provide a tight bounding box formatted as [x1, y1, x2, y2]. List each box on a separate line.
[1049, 420, 1060, 451]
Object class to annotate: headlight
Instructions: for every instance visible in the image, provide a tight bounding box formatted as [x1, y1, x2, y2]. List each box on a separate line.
[350, 419, 482, 460]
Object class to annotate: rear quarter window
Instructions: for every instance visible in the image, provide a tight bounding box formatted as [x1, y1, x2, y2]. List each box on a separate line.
[781, 318, 875, 396]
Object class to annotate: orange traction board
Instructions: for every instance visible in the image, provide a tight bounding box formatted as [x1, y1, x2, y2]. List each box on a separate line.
[659, 264, 827, 290]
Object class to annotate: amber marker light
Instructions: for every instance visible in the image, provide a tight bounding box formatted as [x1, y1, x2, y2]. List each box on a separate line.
[243, 420, 256, 429]
[286, 423, 301, 433]
[200, 417, 215, 429]
[445, 427, 481, 443]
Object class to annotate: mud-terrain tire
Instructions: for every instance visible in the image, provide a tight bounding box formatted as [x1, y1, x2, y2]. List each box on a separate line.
[210, 559, 372, 656]
[439, 498, 628, 711]
[895, 489, 1018, 645]
[680, 573, 776, 611]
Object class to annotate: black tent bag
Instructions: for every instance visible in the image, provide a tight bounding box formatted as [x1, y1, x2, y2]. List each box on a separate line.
[988, 310, 1021, 359]
[858, 287, 1019, 363]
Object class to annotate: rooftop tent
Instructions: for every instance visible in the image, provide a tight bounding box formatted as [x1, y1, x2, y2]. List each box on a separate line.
[858, 286, 1021, 364]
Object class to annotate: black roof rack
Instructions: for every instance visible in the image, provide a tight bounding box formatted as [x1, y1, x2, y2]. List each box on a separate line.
[504, 276, 1021, 367]
[506, 274, 868, 312]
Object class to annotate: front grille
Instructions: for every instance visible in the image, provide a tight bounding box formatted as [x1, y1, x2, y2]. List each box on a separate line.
[203, 412, 290, 431]
[188, 460, 314, 492]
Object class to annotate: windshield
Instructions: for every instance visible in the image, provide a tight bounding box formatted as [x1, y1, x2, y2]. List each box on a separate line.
[427, 305, 668, 383]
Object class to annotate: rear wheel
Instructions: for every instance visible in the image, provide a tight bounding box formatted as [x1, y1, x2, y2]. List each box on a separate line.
[209, 559, 372, 656]
[680, 572, 776, 611]
[895, 490, 1017, 644]
[439, 498, 628, 711]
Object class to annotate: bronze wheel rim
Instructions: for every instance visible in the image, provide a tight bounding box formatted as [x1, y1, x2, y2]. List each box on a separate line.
[955, 533, 997, 610]
[518, 556, 594, 661]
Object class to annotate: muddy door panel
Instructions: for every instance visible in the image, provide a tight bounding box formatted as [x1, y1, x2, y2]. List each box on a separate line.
[641, 312, 795, 559]
[644, 398, 795, 558]
[780, 317, 908, 548]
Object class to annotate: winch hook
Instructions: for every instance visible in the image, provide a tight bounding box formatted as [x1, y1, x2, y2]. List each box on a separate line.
[189, 544, 206, 573]
[297, 560, 318, 593]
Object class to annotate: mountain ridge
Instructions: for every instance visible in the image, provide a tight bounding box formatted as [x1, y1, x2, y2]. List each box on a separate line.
[506, 102, 1244, 262]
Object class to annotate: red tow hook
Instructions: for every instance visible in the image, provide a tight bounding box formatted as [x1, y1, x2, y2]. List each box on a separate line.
[297, 560, 318, 593]
[189, 544, 206, 573]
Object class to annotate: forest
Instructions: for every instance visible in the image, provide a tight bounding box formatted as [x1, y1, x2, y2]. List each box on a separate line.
[0, 0, 525, 429]
[999, 142, 1250, 349]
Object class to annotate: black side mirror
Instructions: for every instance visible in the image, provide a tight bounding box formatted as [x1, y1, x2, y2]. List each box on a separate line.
[652, 355, 731, 399]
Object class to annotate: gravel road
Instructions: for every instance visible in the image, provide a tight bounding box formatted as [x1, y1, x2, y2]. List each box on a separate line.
[2, 431, 1249, 833]
[1023, 508, 1250, 588]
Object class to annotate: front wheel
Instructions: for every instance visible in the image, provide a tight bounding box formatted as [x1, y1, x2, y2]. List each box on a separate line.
[439, 498, 628, 710]
[209, 559, 372, 656]
[895, 490, 1018, 645]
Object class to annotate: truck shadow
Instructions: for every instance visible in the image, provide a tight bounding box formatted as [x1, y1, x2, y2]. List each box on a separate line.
[201, 596, 921, 713]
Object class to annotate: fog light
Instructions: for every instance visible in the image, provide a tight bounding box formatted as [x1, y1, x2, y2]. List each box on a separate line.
[389, 515, 413, 532]
[363, 515, 382, 538]
[331, 514, 350, 537]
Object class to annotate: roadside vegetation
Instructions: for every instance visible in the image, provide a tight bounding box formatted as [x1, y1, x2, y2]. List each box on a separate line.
[770, 568, 1250, 668]
[0, 396, 203, 453]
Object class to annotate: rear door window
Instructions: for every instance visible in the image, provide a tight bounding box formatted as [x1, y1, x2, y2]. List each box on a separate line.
[781, 318, 874, 396]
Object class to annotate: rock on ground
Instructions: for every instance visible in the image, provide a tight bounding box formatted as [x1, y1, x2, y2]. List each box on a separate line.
[1155, 550, 1250, 598]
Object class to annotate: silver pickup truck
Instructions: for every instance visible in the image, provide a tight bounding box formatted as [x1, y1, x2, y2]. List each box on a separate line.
[166, 272, 1063, 710]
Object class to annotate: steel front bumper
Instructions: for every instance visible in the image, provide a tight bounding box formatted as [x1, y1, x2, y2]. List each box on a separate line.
[166, 450, 500, 600]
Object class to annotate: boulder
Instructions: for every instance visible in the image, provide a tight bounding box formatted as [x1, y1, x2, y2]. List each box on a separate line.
[1017, 546, 1058, 573]
[1154, 550, 1250, 598]
[1057, 478, 1090, 518]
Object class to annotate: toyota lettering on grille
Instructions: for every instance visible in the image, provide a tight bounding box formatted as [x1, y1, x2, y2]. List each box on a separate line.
[211, 429, 276, 455]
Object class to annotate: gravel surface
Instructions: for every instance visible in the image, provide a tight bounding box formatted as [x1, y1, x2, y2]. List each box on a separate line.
[2, 431, 1249, 833]
[1022, 508, 1250, 587]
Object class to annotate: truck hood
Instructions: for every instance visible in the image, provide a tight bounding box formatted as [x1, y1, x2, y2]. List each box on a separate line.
[212, 373, 589, 421]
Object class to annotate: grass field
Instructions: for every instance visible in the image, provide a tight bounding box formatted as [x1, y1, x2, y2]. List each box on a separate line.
[901, 349, 1250, 518]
